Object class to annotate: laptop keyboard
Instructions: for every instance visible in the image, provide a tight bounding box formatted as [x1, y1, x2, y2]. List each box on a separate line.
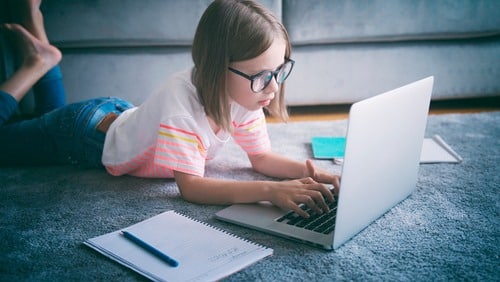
[275, 198, 338, 234]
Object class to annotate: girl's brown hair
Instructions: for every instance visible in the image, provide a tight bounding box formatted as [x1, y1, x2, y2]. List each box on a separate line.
[192, 0, 291, 131]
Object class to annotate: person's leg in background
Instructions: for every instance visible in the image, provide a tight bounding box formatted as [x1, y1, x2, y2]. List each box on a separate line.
[0, 22, 61, 125]
[0, 0, 68, 167]
[0, 0, 67, 166]
[0, 1, 134, 167]
[15, 0, 66, 115]
[0, 22, 63, 165]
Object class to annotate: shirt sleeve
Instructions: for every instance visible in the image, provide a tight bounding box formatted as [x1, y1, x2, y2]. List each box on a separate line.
[232, 110, 271, 155]
[154, 117, 208, 177]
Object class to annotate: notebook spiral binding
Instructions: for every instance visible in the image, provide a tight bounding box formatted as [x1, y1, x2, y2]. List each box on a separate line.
[173, 211, 270, 250]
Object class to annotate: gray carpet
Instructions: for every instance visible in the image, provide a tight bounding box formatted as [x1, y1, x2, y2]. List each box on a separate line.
[1, 112, 499, 281]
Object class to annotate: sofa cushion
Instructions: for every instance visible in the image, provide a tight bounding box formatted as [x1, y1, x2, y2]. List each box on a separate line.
[42, 0, 282, 48]
[284, 0, 500, 45]
[285, 37, 500, 105]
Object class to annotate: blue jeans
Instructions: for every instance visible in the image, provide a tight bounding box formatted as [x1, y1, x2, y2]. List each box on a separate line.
[0, 97, 133, 167]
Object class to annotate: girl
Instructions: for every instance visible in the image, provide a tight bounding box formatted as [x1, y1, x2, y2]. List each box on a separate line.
[1, 0, 340, 218]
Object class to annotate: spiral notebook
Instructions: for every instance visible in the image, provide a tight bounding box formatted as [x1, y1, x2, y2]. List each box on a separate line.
[84, 210, 272, 282]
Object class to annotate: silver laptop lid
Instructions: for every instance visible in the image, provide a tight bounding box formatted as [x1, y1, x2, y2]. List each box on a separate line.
[333, 76, 434, 249]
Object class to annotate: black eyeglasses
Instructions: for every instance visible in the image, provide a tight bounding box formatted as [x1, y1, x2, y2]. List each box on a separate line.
[228, 58, 295, 93]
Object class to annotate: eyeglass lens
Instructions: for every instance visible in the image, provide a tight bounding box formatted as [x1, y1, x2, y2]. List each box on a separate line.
[252, 60, 293, 92]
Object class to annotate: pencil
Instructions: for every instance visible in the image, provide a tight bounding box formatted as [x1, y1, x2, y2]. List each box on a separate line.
[121, 230, 179, 267]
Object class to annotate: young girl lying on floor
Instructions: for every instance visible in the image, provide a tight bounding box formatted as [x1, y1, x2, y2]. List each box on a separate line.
[0, 0, 339, 218]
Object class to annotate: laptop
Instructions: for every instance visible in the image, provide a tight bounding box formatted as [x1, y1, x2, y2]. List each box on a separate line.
[215, 76, 434, 250]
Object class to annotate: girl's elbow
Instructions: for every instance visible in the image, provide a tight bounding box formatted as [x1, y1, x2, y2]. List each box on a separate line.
[177, 183, 199, 203]
[174, 171, 203, 203]
[251, 164, 266, 175]
[248, 153, 267, 173]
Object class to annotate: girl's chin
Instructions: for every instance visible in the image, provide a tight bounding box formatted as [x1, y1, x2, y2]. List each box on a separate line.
[232, 100, 270, 112]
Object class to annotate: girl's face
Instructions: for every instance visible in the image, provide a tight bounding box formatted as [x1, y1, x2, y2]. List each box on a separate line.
[227, 39, 287, 111]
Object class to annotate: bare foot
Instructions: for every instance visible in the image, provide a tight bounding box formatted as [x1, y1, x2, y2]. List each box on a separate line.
[11, 0, 49, 43]
[2, 23, 60, 72]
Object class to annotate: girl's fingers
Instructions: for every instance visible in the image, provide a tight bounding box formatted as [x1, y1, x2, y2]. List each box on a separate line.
[332, 177, 341, 196]
[296, 189, 330, 215]
[298, 177, 316, 184]
[289, 202, 309, 218]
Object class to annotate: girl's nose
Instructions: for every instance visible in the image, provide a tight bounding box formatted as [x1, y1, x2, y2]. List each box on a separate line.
[263, 76, 280, 94]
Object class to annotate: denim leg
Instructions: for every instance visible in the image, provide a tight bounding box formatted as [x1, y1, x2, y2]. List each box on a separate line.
[73, 97, 133, 167]
[0, 113, 55, 165]
[34, 65, 66, 115]
[43, 97, 134, 167]
[0, 97, 133, 167]
[0, 90, 18, 126]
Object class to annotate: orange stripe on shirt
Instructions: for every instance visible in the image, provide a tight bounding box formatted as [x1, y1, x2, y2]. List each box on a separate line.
[157, 139, 207, 158]
[160, 124, 207, 151]
[235, 116, 262, 128]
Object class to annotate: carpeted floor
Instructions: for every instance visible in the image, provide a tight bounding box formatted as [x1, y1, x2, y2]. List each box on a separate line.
[1, 112, 499, 281]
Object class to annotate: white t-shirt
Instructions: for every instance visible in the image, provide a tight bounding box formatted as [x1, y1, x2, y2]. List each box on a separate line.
[102, 69, 271, 178]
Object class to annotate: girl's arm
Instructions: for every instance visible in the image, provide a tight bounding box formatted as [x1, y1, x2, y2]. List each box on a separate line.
[248, 151, 340, 191]
[174, 151, 340, 218]
[174, 170, 335, 218]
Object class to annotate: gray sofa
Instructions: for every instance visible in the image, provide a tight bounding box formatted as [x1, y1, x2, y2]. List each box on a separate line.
[2, 0, 500, 108]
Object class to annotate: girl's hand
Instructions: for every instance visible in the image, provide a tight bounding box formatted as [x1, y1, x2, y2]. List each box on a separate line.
[305, 159, 341, 196]
[269, 177, 334, 218]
